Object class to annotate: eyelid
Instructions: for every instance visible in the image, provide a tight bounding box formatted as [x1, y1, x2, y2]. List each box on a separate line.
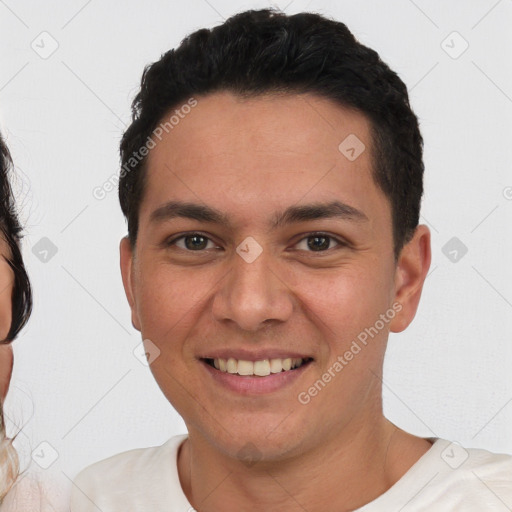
[165, 231, 220, 250]
[165, 231, 347, 252]
[291, 231, 348, 253]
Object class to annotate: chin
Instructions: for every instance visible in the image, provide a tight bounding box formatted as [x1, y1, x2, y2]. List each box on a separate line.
[196, 419, 308, 465]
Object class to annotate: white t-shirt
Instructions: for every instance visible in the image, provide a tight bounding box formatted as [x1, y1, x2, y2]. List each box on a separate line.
[70, 435, 512, 511]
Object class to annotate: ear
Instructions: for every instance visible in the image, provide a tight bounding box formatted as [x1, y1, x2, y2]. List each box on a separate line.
[120, 237, 141, 332]
[389, 225, 431, 333]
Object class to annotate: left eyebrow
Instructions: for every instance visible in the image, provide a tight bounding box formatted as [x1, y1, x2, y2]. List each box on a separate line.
[149, 200, 368, 230]
[270, 200, 368, 229]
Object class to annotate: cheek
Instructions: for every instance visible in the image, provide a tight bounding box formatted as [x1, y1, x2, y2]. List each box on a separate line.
[293, 261, 395, 391]
[134, 264, 208, 411]
[0, 345, 13, 400]
[135, 262, 211, 346]
[0, 265, 13, 341]
[298, 263, 393, 336]
[0, 300, 12, 341]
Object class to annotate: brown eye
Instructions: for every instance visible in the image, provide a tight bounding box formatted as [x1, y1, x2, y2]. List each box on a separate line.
[295, 233, 343, 252]
[183, 234, 209, 250]
[166, 233, 218, 251]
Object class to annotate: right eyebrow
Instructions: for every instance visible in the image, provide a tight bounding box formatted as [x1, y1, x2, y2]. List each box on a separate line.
[150, 201, 230, 226]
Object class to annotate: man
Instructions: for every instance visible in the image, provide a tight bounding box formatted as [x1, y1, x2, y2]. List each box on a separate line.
[71, 9, 512, 511]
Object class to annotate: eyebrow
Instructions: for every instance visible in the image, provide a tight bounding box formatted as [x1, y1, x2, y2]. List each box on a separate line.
[149, 200, 368, 229]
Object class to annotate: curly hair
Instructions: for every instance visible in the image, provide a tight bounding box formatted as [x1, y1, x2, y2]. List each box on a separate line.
[119, 8, 424, 258]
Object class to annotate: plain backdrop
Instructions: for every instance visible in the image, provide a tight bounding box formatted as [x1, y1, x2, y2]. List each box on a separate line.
[0, 0, 511, 501]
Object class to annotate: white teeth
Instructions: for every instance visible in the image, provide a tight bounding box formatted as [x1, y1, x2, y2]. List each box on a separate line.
[211, 357, 306, 376]
[253, 360, 270, 377]
[270, 358, 283, 373]
[227, 357, 237, 374]
[237, 360, 254, 376]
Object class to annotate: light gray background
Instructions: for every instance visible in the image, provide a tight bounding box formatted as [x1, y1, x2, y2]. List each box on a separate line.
[1, 0, 511, 501]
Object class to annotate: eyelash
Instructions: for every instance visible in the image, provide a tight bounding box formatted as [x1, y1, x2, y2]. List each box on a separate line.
[165, 232, 347, 254]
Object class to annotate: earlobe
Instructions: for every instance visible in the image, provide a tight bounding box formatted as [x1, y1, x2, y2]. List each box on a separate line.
[389, 225, 431, 333]
[119, 237, 141, 332]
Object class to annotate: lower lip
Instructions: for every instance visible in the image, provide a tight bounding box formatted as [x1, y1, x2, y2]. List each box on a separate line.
[200, 360, 312, 395]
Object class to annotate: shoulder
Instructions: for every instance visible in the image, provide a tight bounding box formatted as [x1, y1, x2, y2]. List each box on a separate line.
[70, 435, 187, 512]
[428, 440, 512, 508]
[450, 443, 512, 484]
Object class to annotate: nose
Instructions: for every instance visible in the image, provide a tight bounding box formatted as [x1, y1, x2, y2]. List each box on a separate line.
[211, 243, 294, 332]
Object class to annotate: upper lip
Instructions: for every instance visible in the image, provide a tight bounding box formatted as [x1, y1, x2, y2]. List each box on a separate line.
[198, 349, 313, 361]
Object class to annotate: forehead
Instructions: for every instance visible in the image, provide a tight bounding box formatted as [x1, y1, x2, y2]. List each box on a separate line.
[139, 91, 387, 228]
[149, 91, 371, 161]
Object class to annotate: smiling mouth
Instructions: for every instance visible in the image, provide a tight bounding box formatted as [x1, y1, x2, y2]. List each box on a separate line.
[203, 357, 313, 377]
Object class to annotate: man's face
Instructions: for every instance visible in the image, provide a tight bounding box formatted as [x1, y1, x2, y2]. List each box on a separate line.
[121, 91, 428, 461]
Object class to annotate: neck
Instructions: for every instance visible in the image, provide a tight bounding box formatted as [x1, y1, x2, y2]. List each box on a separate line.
[178, 414, 432, 512]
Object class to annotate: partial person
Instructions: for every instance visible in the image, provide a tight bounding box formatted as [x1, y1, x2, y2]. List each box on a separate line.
[0, 132, 63, 511]
[0, 131, 32, 506]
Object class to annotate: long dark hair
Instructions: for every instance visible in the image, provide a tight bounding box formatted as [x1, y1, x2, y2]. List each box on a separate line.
[0, 130, 33, 501]
[0, 133, 32, 343]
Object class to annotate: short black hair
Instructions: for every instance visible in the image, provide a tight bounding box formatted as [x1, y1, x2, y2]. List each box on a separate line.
[0, 133, 32, 343]
[119, 8, 424, 257]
